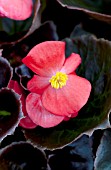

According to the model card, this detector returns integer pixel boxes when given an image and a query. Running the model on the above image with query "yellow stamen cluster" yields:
[49,72,68,89]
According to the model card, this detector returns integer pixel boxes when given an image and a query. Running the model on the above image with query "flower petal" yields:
[19,116,37,129]
[61,53,81,74]
[64,112,78,121]
[26,93,65,128]
[27,75,50,94]
[42,74,91,117]
[22,41,65,77]
[0,0,33,20]
[8,80,37,129]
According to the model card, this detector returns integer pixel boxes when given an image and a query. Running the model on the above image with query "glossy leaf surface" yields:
[94,129,111,170]
[47,135,93,170]
[57,0,111,23]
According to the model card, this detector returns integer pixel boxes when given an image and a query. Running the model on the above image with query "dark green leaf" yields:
[94,129,111,170]
[47,135,93,170]
[90,129,103,157]
[0,17,32,36]
[2,21,58,67]
[57,0,111,23]
[24,0,41,39]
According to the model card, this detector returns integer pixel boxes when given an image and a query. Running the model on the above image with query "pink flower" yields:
[22,41,91,128]
[8,80,37,129]
[0,0,33,20]
[26,93,66,128]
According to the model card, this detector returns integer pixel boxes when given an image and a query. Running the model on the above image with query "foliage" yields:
[0,0,111,169]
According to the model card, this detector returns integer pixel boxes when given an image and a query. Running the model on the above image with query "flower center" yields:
[49,72,68,89]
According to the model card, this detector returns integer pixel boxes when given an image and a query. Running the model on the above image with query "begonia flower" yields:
[0,0,33,20]
[26,93,66,128]
[22,41,91,128]
[8,80,37,129]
